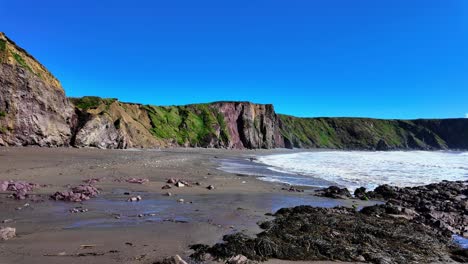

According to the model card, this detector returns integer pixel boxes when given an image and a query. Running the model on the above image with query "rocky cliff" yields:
[69,97,284,149]
[1,32,467,150]
[279,116,468,150]
[0,33,76,147]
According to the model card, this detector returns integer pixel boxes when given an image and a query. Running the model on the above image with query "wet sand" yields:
[0,147,375,264]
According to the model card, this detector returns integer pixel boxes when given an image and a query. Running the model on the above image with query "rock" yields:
[154,255,188,264]
[70,207,88,213]
[177,199,184,203]
[175,182,185,188]
[0,227,16,240]
[125,178,149,184]
[128,196,142,202]
[282,186,304,192]
[376,139,390,151]
[207,185,215,190]
[1,180,38,200]
[164,192,172,196]
[162,184,172,190]
[50,185,99,202]
[365,180,468,236]
[83,178,100,184]
[354,187,368,200]
[228,254,249,264]
[355,255,366,262]
[191,205,454,263]
[315,186,352,199]
[0,43,76,147]
[167,178,177,184]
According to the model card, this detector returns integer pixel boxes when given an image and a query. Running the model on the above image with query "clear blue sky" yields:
[1,0,467,118]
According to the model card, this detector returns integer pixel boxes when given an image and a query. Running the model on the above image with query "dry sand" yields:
[0,147,373,264]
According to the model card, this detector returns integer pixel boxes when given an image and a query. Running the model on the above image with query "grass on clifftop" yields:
[144,104,229,146]
[279,115,448,150]
[71,96,117,111]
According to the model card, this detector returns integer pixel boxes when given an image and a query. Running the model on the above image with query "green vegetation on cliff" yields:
[279,115,450,150]
[68,96,467,150]
[144,104,229,146]
[70,96,117,111]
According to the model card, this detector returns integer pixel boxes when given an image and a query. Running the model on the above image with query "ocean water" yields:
[252,151,468,191]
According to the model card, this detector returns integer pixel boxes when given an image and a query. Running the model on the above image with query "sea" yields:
[220,150,468,191]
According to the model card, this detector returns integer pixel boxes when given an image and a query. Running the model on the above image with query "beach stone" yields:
[128,197,138,202]
[0,227,16,240]
[154,255,188,264]
[228,254,249,264]
[282,186,304,192]
[177,199,184,203]
[207,185,215,190]
[175,182,185,188]
[125,178,149,184]
[162,184,172,190]
[167,178,177,184]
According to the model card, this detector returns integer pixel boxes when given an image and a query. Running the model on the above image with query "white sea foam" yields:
[257,151,468,191]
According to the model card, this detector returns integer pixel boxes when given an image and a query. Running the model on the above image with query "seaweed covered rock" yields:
[366,180,468,237]
[315,186,352,199]
[191,205,458,264]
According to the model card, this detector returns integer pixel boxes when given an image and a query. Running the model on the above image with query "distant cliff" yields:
[1,32,467,150]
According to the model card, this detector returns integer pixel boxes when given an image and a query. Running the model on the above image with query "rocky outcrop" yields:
[190,205,459,263]
[212,102,284,149]
[0,32,75,146]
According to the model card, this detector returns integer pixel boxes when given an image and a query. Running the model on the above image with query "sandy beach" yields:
[0,147,377,264]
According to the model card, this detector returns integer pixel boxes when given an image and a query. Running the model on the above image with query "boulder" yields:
[0,227,16,240]
[315,186,352,199]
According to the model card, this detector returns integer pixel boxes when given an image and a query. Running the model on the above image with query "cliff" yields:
[0,33,76,147]
[279,116,468,150]
[69,97,284,149]
[1,32,467,150]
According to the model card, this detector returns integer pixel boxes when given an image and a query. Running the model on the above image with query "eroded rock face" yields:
[213,102,284,149]
[0,64,75,146]
[73,114,125,149]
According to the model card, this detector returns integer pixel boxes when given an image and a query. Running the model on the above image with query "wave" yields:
[256,151,468,191]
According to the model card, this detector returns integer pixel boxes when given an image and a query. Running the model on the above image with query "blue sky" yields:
[1,0,467,118]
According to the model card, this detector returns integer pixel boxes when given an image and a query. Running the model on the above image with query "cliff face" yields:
[278,116,468,150]
[1,32,467,150]
[69,98,282,149]
[0,33,76,147]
